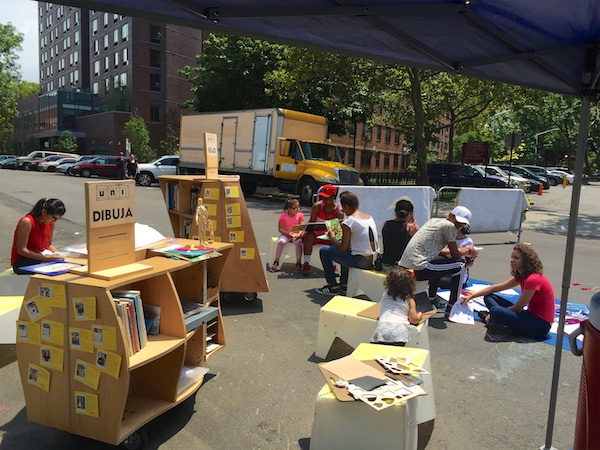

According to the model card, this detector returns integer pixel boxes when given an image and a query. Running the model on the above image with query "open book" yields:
[291,218,343,240]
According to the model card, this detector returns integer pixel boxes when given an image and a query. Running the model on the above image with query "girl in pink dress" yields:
[270,199,305,273]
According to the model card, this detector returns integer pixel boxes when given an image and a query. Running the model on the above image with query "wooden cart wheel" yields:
[243,292,257,302]
[120,428,148,449]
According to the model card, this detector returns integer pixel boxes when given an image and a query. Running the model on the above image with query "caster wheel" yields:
[120,428,148,449]
[243,292,257,302]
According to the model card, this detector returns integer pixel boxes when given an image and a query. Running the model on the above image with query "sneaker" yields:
[430,295,447,309]
[316,284,343,296]
[302,262,310,277]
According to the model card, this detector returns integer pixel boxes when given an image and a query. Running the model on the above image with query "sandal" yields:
[269,261,279,273]
[294,262,302,273]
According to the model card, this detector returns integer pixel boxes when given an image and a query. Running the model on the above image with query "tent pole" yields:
[542,96,591,450]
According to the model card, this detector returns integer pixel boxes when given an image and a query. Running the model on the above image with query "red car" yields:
[71,155,121,178]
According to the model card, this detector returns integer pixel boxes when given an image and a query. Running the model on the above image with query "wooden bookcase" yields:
[15,241,232,446]
[159,175,269,295]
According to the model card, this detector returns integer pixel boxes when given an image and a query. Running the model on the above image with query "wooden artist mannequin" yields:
[194,198,208,244]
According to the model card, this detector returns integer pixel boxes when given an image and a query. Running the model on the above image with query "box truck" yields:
[178,108,361,205]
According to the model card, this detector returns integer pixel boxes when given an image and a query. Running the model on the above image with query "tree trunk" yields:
[408,68,428,185]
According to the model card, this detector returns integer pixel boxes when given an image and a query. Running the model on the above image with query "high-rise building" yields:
[15,2,203,156]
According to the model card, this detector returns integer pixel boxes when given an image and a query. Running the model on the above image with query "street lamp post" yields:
[534,128,559,163]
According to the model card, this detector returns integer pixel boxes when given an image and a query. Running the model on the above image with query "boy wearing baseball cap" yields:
[398,206,478,310]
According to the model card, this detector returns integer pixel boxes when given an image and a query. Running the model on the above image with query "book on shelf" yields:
[112,290,147,351]
[142,304,161,336]
[189,187,200,215]
[114,300,134,356]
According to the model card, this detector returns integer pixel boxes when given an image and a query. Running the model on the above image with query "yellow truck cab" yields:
[178,108,361,205]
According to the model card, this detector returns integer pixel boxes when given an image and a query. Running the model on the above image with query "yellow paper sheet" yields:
[228,230,245,243]
[17,321,41,345]
[74,359,101,390]
[92,325,117,351]
[41,319,65,346]
[204,187,219,200]
[223,185,240,198]
[69,328,94,353]
[225,203,241,216]
[37,283,66,308]
[225,215,241,228]
[40,344,64,372]
[74,391,99,418]
[73,297,97,321]
[207,203,217,216]
[24,298,53,322]
[96,349,122,379]
[240,248,256,260]
[27,363,51,392]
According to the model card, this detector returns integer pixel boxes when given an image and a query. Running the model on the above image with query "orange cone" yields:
[538,184,543,195]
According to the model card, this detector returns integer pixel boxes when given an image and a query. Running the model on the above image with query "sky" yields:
[2,0,40,83]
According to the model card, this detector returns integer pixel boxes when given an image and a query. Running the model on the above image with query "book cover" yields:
[112,290,147,349]
[123,300,140,353]
[116,301,134,356]
[142,304,161,336]
[325,218,343,241]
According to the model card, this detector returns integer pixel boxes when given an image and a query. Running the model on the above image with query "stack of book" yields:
[152,244,221,262]
[112,290,160,356]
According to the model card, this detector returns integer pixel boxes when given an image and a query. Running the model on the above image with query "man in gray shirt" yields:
[399,206,478,309]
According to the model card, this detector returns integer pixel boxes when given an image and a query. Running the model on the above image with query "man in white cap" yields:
[398,206,478,309]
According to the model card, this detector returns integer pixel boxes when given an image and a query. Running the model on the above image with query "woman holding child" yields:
[462,243,555,338]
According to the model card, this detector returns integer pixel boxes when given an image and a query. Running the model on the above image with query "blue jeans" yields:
[319,246,373,285]
[484,294,552,338]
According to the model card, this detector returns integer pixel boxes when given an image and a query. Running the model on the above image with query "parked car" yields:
[427,162,509,189]
[38,156,78,172]
[546,166,588,184]
[56,155,98,175]
[0,155,14,163]
[503,169,544,193]
[519,165,562,186]
[71,155,121,178]
[16,150,78,170]
[478,165,531,192]
[0,156,17,169]
[496,164,550,190]
[547,169,574,184]
[136,155,179,186]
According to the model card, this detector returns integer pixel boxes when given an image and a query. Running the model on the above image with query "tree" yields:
[0,23,24,150]
[56,130,78,154]
[160,124,179,155]
[180,34,282,111]
[123,115,155,162]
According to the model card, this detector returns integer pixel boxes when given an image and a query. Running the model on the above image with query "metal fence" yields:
[361,171,417,186]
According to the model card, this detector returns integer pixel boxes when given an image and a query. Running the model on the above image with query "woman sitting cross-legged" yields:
[462,243,555,338]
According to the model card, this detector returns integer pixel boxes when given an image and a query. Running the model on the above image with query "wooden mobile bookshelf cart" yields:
[15,241,232,448]
[159,174,269,301]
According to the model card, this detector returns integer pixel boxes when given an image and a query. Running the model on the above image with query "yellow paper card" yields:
[27,363,51,392]
[17,321,41,345]
[213,235,222,242]
[92,325,117,351]
[40,344,64,372]
[204,187,219,200]
[41,319,65,346]
[224,185,240,198]
[75,391,99,418]
[240,248,256,260]
[73,297,97,321]
[225,203,241,216]
[225,215,241,228]
[96,349,122,379]
[210,219,218,233]
[69,328,94,353]
[207,204,217,216]
[74,359,101,390]
[37,283,66,308]
[228,230,245,243]
[24,298,53,322]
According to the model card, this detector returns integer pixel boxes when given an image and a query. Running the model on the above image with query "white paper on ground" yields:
[449,300,475,325]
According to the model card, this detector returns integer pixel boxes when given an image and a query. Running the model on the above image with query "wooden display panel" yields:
[159,175,268,294]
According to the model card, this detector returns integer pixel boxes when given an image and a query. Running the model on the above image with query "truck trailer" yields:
[178,108,361,205]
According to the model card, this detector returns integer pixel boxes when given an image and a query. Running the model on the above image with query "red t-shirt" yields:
[516,273,555,323]
[11,214,54,265]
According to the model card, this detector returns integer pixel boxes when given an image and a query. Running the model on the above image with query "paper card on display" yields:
[27,363,51,392]
[37,283,67,308]
[206,204,217,216]
[224,185,240,198]
[69,328,94,353]
[24,298,53,322]
[92,324,117,351]
[228,230,244,243]
[75,391,99,418]
[17,321,41,345]
[225,215,241,228]
[41,320,65,347]
[96,349,122,379]
[40,345,64,372]
[204,188,219,201]
[225,203,241,216]
[240,248,255,260]
[74,359,101,390]
[73,297,97,321]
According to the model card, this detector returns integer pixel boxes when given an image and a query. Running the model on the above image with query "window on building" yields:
[75,11,79,25]
[384,153,390,169]
[394,154,400,169]
[74,30,80,45]
[149,25,161,43]
[92,18,98,35]
[74,50,78,65]
[114,13,119,22]
[385,127,391,144]
[114,75,119,87]
[150,73,161,91]
[122,48,128,65]
[103,35,109,50]
[150,49,161,68]
[376,125,382,142]
[360,150,372,168]
[114,29,119,46]
[122,23,129,41]
[93,82,99,96]
[66,17,70,31]
[69,53,73,66]
[104,56,109,72]
[94,39,99,55]
[74,69,79,83]
[103,12,109,28]
[94,61,100,77]
[150,100,161,122]
[120,73,127,86]
[349,122,356,137]
[362,123,372,141]
[114,52,119,68]
[374,151,380,167]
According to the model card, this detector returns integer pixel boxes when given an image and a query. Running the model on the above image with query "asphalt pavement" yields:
[0,171,599,450]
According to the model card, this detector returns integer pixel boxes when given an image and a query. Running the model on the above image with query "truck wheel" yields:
[137,172,153,186]
[81,169,92,178]
[120,428,148,449]
[243,292,257,302]
[298,178,316,206]
[240,181,257,196]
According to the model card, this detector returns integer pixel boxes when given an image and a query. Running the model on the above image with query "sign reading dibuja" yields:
[87,182,136,229]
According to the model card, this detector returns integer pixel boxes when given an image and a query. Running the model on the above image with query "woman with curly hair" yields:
[370,268,422,346]
[462,243,555,338]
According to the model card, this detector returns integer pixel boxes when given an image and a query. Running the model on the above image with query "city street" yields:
[0,170,599,449]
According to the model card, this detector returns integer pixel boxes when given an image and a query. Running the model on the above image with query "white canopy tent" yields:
[45,1,600,447]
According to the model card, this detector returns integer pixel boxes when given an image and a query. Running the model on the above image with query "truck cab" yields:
[277,139,360,204]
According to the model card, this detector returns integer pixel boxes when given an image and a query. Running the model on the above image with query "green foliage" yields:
[179,34,282,111]
[0,23,24,149]
[105,80,129,112]
[123,115,155,162]
[56,130,78,154]
[160,124,179,155]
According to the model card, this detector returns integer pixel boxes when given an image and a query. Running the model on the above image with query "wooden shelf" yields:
[128,335,184,370]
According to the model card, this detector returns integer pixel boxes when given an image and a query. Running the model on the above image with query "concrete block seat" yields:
[346,267,429,301]
[268,237,341,274]
[310,344,432,450]
[314,295,435,424]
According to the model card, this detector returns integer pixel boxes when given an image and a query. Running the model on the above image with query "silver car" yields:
[478,165,531,192]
